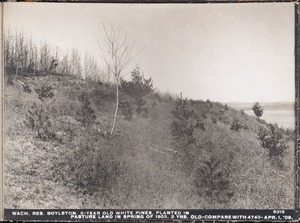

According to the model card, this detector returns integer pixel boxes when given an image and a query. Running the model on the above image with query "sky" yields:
[3,3,295,103]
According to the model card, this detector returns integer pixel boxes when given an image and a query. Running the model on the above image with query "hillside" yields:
[4,73,295,209]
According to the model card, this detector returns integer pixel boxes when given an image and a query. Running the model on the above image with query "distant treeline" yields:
[4,28,110,82]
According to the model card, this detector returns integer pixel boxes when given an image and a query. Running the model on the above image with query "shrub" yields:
[207,99,213,108]
[119,100,133,121]
[211,117,217,123]
[151,101,157,108]
[34,82,54,101]
[67,144,127,197]
[219,109,225,115]
[190,99,197,107]
[24,102,56,141]
[223,118,230,125]
[76,92,96,127]
[252,102,263,119]
[7,75,14,86]
[243,124,249,130]
[22,82,32,93]
[224,104,228,111]
[201,112,207,119]
[66,89,77,101]
[154,93,161,102]
[195,118,205,131]
[97,80,104,86]
[285,128,295,141]
[90,87,115,106]
[257,126,269,148]
[230,119,242,131]
[169,96,172,101]
[141,107,149,118]
[257,124,287,161]
[195,156,234,204]
[135,98,147,115]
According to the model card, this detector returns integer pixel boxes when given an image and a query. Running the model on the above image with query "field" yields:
[4,73,295,209]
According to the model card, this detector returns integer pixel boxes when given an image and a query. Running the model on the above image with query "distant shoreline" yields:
[228,102,295,129]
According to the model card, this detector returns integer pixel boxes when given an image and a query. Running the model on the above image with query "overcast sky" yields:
[4,3,295,103]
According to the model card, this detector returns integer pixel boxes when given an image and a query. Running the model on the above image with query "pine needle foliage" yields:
[120,67,153,115]
[170,97,196,149]
[24,102,56,141]
[119,100,133,121]
[34,82,54,101]
[76,92,96,127]
[195,156,234,204]
[230,119,243,131]
[257,124,287,161]
[252,102,263,119]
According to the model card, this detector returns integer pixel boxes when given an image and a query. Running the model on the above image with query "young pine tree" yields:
[195,156,234,205]
[170,97,196,149]
[76,92,96,127]
[24,102,56,141]
[257,124,287,161]
[120,67,153,115]
[252,102,263,119]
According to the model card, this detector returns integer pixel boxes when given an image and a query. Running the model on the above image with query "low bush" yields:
[135,98,147,115]
[194,156,234,204]
[195,118,205,131]
[119,100,133,121]
[76,92,96,127]
[141,107,149,119]
[219,109,225,116]
[243,124,249,130]
[207,99,213,108]
[22,82,32,93]
[257,124,288,161]
[67,144,127,197]
[190,99,197,107]
[7,75,14,86]
[90,87,115,106]
[63,135,135,206]
[24,102,56,141]
[284,128,295,141]
[230,119,242,131]
[224,104,228,111]
[211,117,217,124]
[34,82,54,101]
[154,93,161,102]
[151,101,157,108]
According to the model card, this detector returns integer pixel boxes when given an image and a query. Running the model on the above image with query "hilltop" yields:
[4,73,295,209]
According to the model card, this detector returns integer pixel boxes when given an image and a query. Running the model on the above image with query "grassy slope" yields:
[4,74,295,209]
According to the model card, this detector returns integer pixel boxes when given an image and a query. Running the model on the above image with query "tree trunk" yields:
[109,79,119,137]
[15,64,19,81]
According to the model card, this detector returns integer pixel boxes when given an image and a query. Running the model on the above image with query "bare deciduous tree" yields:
[83,53,101,81]
[39,41,52,72]
[58,52,70,75]
[70,48,82,77]
[98,24,136,138]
